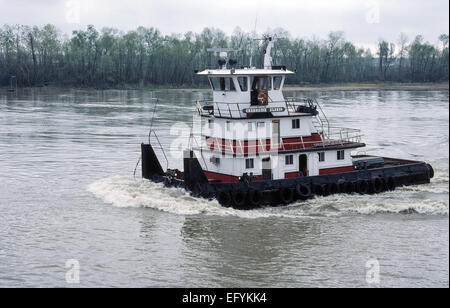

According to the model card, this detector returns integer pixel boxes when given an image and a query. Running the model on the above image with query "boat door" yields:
[262,157,272,180]
[271,120,280,149]
[251,76,269,105]
[299,154,308,176]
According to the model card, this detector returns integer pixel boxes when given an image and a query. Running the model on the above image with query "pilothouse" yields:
[141,36,434,209]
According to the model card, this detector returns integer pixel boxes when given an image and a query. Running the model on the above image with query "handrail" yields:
[149,130,169,171]
[200,128,363,155]
[197,98,325,119]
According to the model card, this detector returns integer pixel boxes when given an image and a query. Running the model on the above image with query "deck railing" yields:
[193,127,362,155]
[196,98,318,119]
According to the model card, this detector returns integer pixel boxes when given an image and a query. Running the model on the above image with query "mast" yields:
[264,37,274,69]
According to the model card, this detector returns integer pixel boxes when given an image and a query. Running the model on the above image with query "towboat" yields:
[141,37,434,209]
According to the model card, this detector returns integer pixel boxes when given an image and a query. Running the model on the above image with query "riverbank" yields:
[284,82,449,92]
[1,82,448,93]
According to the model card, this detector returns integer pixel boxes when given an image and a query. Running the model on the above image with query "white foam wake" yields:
[88,175,449,217]
[87,176,308,219]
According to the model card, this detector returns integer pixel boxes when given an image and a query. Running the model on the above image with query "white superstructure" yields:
[192,38,364,183]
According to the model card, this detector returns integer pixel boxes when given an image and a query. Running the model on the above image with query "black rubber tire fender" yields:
[217,191,231,207]
[296,183,312,200]
[385,177,396,191]
[340,181,354,194]
[356,180,370,194]
[427,164,434,179]
[328,182,339,195]
[313,184,329,196]
[247,189,263,207]
[231,190,247,209]
[280,187,294,204]
[371,177,384,194]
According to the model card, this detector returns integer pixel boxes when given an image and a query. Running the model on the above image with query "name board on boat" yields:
[243,107,285,114]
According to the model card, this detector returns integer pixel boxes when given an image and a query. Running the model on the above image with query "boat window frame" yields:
[237,77,248,92]
[245,158,255,169]
[209,77,237,92]
[273,76,284,90]
[285,155,294,166]
[318,152,325,162]
[337,150,345,160]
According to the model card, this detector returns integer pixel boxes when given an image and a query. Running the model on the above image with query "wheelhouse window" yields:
[273,76,283,90]
[285,155,294,165]
[318,152,325,162]
[337,150,345,160]
[209,77,236,91]
[238,77,248,91]
[251,76,271,91]
[292,119,300,129]
[245,158,254,169]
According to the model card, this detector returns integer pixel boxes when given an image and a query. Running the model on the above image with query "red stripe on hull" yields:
[319,166,355,175]
[284,172,300,179]
[204,171,239,183]
[204,171,263,183]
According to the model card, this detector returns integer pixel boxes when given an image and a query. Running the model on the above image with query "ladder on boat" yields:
[311,98,330,141]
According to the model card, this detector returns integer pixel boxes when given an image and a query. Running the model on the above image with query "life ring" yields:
[231,190,247,209]
[371,177,384,194]
[217,191,231,207]
[356,180,369,194]
[296,183,312,200]
[280,187,294,204]
[248,189,263,207]
[385,177,396,191]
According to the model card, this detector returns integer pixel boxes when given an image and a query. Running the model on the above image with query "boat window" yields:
[238,77,248,91]
[292,119,300,129]
[273,76,283,90]
[337,150,345,160]
[251,76,270,91]
[245,158,254,169]
[208,119,214,129]
[209,77,236,91]
[209,77,220,90]
[248,121,256,132]
[318,152,325,162]
[285,155,294,165]
[257,122,265,128]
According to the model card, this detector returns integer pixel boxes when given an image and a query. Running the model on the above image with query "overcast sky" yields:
[0,0,448,49]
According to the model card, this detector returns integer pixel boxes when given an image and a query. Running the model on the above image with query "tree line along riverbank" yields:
[0,24,448,88]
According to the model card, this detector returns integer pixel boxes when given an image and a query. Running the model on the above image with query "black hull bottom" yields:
[141,144,434,210]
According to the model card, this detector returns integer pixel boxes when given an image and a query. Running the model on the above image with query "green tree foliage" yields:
[0,24,448,87]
